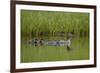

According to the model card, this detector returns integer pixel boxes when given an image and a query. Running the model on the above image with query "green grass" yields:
[21,10,89,37]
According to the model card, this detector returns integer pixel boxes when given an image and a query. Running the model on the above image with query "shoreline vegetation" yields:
[21,10,89,38]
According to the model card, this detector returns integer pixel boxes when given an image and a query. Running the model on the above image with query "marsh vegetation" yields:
[21,10,90,63]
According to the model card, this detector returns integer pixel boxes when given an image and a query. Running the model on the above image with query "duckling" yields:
[39,39,44,46]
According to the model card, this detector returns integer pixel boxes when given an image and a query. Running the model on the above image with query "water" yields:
[21,36,89,63]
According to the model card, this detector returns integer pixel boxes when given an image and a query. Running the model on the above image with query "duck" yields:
[29,39,39,46]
